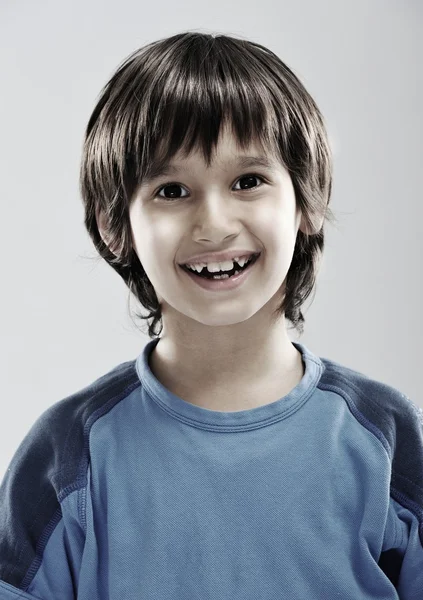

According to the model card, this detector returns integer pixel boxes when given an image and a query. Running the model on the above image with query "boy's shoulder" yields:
[316,349,423,505]
[0,356,143,591]
[317,351,422,428]
[35,357,139,430]
[6,356,141,497]
[315,351,423,472]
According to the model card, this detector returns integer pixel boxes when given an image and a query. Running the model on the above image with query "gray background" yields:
[0,0,421,480]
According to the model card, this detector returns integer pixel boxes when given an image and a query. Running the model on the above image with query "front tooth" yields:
[207,261,234,273]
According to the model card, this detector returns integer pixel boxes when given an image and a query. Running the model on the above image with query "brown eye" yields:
[233,174,264,191]
[156,183,188,200]
[155,173,266,201]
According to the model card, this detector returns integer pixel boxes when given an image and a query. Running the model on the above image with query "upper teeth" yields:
[185,254,254,273]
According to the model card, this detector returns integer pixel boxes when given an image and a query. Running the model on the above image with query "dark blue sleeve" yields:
[0,404,85,599]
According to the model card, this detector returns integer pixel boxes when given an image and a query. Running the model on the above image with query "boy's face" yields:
[128,125,304,332]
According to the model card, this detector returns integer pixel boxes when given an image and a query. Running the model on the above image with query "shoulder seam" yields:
[317,381,392,460]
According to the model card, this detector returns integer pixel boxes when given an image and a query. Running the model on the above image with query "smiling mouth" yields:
[180,252,261,280]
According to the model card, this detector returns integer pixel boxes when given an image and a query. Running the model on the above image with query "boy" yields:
[1,31,422,600]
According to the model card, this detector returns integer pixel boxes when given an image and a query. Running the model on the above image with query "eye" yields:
[233,174,266,192]
[154,173,267,201]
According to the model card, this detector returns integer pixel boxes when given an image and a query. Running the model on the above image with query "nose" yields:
[191,193,242,242]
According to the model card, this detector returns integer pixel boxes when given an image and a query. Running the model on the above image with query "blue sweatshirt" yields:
[0,339,422,599]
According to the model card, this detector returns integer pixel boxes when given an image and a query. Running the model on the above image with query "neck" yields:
[148,316,303,404]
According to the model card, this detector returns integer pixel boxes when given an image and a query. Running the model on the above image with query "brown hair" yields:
[79,31,338,339]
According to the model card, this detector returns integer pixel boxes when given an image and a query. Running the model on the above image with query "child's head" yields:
[79,31,336,340]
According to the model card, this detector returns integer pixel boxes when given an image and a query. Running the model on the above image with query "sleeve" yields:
[393,501,423,599]
[393,397,423,599]
[0,406,86,599]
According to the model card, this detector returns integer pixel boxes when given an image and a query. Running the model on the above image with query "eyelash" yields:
[154,173,268,201]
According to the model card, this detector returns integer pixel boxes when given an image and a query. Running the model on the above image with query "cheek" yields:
[132,221,182,277]
[148,222,181,263]
[250,213,282,249]
[251,208,288,239]
[257,209,297,243]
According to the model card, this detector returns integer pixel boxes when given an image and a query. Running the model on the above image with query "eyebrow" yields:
[141,155,279,185]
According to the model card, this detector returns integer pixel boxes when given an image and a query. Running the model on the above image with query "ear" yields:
[298,212,324,236]
[96,207,120,256]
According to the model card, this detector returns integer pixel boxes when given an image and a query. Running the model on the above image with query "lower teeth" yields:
[211,269,242,280]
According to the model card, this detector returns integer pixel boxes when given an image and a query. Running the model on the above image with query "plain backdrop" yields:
[0,0,421,481]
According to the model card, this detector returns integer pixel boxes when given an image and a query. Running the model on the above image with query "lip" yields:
[179,250,260,266]
[179,252,260,292]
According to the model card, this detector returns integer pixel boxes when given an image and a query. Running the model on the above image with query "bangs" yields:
[89,34,296,201]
